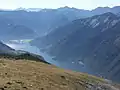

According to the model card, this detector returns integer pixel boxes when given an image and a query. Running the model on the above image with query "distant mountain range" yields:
[16,6,120,15]
[31,12,120,82]
[91,6,120,15]
[0,6,120,39]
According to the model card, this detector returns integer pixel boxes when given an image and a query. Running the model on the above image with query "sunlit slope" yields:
[0,58,119,90]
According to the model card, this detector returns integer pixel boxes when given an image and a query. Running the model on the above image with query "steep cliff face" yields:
[31,13,120,82]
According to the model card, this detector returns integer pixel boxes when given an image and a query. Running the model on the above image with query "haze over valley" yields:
[0,4,120,89]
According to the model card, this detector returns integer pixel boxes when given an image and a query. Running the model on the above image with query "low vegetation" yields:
[0,57,119,90]
[0,53,49,64]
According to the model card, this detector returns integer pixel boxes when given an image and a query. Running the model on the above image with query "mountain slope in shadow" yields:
[31,12,120,82]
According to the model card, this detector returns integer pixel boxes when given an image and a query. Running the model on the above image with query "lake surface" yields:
[4,40,91,73]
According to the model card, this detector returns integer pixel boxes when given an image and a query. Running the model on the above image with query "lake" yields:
[4,39,91,73]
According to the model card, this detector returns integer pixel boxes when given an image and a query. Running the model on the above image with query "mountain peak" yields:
[58,6,74,11]
[61,6,70,9]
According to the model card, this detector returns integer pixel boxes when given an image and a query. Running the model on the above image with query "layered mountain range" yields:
[0,6,120,39]
[31,12,120,82]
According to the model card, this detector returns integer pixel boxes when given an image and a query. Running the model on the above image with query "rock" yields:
[61,75,66,79]
[6,82,12,85]
[0,87,4,90]
[41,88,44,90]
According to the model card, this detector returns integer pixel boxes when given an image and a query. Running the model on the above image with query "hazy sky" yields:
[0,0,120,10]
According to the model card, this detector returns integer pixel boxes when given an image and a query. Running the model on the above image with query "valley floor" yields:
[0,58,119,90]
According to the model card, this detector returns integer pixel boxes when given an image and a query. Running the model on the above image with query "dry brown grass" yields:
[0,58,119,90]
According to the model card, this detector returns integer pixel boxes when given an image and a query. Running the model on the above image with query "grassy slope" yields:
[0,58,119,90]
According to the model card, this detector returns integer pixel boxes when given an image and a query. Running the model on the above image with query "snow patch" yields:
[90,19,100,28]
[89,18,100,28]
[111,20,119,26]
[104,16,109,23]
[72,62,75,64]
[82,19,90,25]
[78,61,84,66]
[101,19,119,32]
[101,27,109,32]
[93,22,100,28]
[90,19,98,26]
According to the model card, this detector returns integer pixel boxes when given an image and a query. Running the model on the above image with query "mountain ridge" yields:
[31,12,120,82]
[0,6,120,37]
